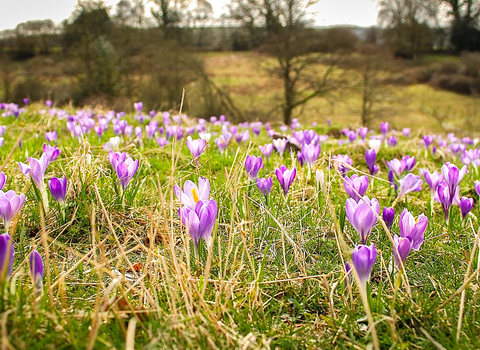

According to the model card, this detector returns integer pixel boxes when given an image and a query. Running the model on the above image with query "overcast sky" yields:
[0,0,379,31]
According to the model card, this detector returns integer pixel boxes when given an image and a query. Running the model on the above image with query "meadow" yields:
[0,99,479,349]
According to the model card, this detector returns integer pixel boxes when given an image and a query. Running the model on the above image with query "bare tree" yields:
[441,0,480,51]
[151,0,191,39]
[229,0,337,125]
[378,0,436,59]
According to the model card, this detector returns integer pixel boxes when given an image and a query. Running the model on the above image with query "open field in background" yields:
[202,51,480,134]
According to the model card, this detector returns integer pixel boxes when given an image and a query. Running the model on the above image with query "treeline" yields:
[1,0,480,124]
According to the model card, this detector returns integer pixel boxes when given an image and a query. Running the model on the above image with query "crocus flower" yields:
[23,98,29,105]
[0,172,5,191]
[346,196,380,244]
[316,169,325,189]
[332,154,353,177]
[256,177,273,197]
[352,244,376,291]
[388,170,397,191]
[174,177,210,210]
[402,128,411,137]
[436,181,455,221]
[397,174,423,199]
[276,165,296,196]
[187,136,206,163]
[43,144,60,163]
[386,158,404,177]
[0,190,25,233]
[383,207,395,229]
[245,155,263,180]
[343,174,369,202]
[297,152,304,166]
[393,235,412,269]
[215,135,229,153]
[348,130,357,142]
[365,149,379,175]
[19,154,49,192]
[302,143,321,168]
[358,127,368,140]
[423,135,434,148]
[134,102,143,113]
[0,234,14,282]
[45,100,52,108]
[29,250,44,290]
[259,144,274,159]
[441,162,468,199]
[387,136,397,147]
[402,156,416,172]
[368,139,381,153]
[179,199,217,248]
[156,137,168,147]
[424,170,443,196]
[460,197,474,219]
[380,122,389,135]
[273,138,288,156]
[113,156,139,190]
[399,208,427,250]
[45,131,57,143]
[0,126,5,137]
[475,180,480,197]
[48,177,67,205]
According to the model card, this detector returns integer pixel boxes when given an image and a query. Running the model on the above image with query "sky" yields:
[0,0,379,31]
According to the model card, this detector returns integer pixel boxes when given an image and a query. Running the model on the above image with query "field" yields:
[0,99,479,349]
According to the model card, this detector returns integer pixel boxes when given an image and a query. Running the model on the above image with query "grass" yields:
[0,102,479,348]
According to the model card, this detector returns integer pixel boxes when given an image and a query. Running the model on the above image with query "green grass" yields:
[0,103,480,349]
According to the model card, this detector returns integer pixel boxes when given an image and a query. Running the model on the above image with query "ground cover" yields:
[0,102,479,349]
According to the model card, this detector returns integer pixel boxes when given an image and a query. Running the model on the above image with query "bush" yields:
[461,52,480,77]
[429,73,480,95]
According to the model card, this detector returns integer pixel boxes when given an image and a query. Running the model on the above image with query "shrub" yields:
[429,73,480,95]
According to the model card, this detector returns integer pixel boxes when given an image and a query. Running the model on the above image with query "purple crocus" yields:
[345,196,380,244]
[134,102,143,114]
[174,177,210,210]
[0,234,14,282]
[45,100,52,108]
[276,165,296,196]
[215,135,229,153]
[0,172,5,191]
[365,149,379,175]
[156,137,168,147]
[302,143,321,168]
[0,190,25,233]
[393,235,412,269]
[424,170,444,196]
[475,180,480,197]
[387,136,397,147]
[297,152,304,166]
[245,155,263,180]
[380,122,389,136]
[441,162,468,199]
[402,156,416,172]
[352,244,376,291]
[398,174,423,199]
[358,127,368,140]
[256,177,273,197]
[423,135,434,148]
[187,136,206,163]
[111,155,139,190]
[48,177,67,205]
[43,144,61,163]
[343,174,369,202]
[386,158,404,177]
[332,154,353,177]
[436,181,455,222]
[460,197,474,219]
[273,138,288,156]
[179,199,218,248]
[399,208,427,250]
[19,154,49,192]
[45,131,57,143]
[402,128,411,137]
[382,206,395,229]
[388,170,398,191]
[259,144,274,159]
[29,250,44,290]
